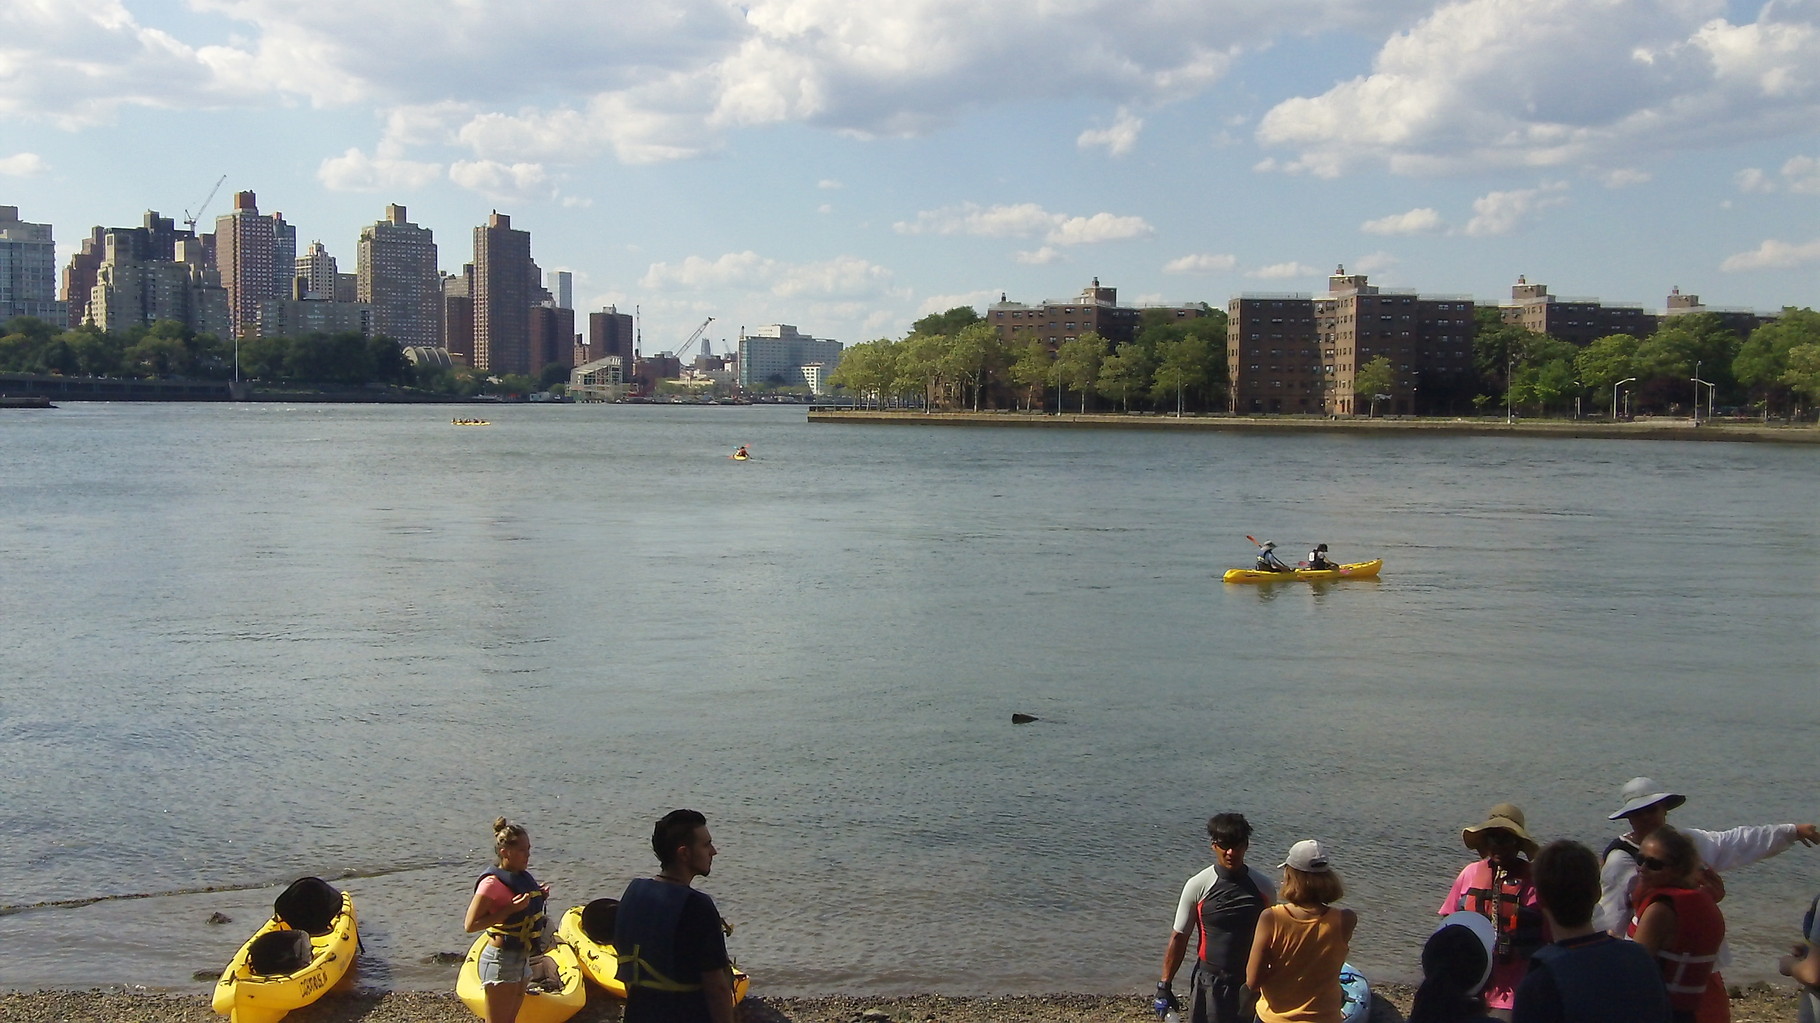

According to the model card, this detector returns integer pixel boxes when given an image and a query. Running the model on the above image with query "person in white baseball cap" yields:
[1247,840,1355,1023]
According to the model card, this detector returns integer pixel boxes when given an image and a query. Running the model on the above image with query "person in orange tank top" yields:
[1246,839,1358,1023]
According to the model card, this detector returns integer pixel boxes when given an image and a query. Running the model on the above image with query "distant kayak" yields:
[1222,559,1382,584]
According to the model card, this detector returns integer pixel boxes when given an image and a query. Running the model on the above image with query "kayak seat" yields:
[274,876,341,935]
[248,928,313,975]
[580,898,620,944]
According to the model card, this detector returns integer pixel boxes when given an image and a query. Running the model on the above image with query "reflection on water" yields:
[0,404,1815,994]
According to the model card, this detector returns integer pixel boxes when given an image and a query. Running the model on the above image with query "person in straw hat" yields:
[1440,803,1549,1020]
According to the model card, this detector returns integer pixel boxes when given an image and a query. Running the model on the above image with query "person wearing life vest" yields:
[1157,813,1277,1023]
[1308,544,1334,570]
[1442,803,1549,1019]
[1512,840,1670,1023]
[1255,542,1290,573]
[1629,826,1725,1023]
[615,809,735,1023]
[462,817,552,1023]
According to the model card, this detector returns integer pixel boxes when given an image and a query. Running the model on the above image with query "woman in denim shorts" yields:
[463,818,550,1023]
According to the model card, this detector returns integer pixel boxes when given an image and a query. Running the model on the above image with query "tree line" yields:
[826,304,1820,418]
[829,306,1233,414]
[0,316,571,397]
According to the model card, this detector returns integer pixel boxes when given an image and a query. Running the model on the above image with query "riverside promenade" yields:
[806,409,1820,445]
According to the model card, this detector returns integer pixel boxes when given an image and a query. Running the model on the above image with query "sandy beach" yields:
[0,983,1801,1023]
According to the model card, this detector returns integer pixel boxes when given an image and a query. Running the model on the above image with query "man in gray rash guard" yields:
[1157,813,1277,1023]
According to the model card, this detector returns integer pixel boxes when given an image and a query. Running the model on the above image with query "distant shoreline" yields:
[806,409,1820,445]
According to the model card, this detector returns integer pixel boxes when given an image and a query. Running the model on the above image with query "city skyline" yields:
[3,0,1816,353]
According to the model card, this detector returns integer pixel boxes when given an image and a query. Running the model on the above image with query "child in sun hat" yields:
[1441,803,1548,1018]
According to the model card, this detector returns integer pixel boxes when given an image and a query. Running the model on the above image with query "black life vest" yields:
[478,867,547,950]
[615,877,705,994]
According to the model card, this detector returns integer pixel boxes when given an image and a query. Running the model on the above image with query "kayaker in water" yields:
[1255,541,1290,573]
[734,445,749,459]
[1308,543,1334,570]
[464,817,552,1023]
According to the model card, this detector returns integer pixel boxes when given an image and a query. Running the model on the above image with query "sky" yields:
[3,0,1817,354]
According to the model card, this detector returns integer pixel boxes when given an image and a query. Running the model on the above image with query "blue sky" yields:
[3,0,1816,353]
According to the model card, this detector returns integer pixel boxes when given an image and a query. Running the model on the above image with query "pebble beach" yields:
[0,984,1800,1023]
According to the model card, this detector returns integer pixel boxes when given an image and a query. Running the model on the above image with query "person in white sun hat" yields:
[1595,777,1819,1023]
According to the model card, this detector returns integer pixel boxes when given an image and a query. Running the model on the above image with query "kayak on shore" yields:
[1222,559,1383,584]
[211,877,358,1023]
[455,933,584,1023]
[556,899,750,1003]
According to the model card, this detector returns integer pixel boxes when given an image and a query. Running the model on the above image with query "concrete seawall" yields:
[806,409,1820,445]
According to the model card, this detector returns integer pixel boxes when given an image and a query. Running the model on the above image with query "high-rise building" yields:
[1228,268,1476,415]
[88,228,229,337]
[0,205,67,324]
[214,191,280,338]
[63,227,107,327]
[295,240,338,300]
[472,212,535,375]
[737,324,844,393]
[552,270,573,310]
[442,268,475,364]
[530,302,576,374]
[986,278,1206,348]
[588,306,635,362]
[358,204,441,348]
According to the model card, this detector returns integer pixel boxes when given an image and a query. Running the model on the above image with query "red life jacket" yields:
[1459,860,1545,962]
[1630,886,1724,1012]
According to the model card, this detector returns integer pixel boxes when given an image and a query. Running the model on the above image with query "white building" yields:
[737,324,842,393]
[0,206,67,324]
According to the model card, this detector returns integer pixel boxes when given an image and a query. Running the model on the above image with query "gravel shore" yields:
[0,983,1801,1023]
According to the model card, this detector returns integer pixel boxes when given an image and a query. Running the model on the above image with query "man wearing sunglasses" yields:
[1157,813,1276,1023]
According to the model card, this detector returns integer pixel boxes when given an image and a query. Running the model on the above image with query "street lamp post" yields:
[1505,352,1514,425]
[1693,361,1702,423]
[1613,377,1636,421]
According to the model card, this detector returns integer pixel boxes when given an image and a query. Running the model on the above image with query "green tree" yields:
[123,334,193,378]
[535,360,570,391]
[911,306,982,338]
[1780,343,1820,414]
[1735,308,1820,415]
[829,339,900,408]
[1151,334,1216,415]
[943,322,1006,410]
[1097,341,1154,412]
[1056,332,1108,412]
[1005,333,1053,411]
[1354,355,1395,416]
[891,332,947,410]
[1574,333,1640,413]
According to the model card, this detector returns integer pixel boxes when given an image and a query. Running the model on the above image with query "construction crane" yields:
[669,317,715,360]
[183,174,227,234]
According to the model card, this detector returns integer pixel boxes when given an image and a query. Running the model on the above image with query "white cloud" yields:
[895,202,1152,246]
[317,148,442,192]
[0,153,47,177]
[1736,167,1775,192]
[1598,168,1652,188]
[1256,0,1820,177]
[817,179,843,189]
[1247,262,1321,279]
[1163,253,1239,274]
[640,250,896,299]
[448,160,556,203]
[1351,251,1400,274]
[1464,183,1569,236]
[1016,247,1064,265]
[1720,237,1820,271]
[1360,207,1443,235]
[1077,108,1144,156]
[1780,154,1820,194]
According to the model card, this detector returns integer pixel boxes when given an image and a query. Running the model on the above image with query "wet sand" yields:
[1,983,1801,1023]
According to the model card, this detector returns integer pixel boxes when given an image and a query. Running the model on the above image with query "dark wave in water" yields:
[0,859,464,917]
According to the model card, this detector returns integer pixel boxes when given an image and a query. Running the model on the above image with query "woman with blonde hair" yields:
[463,818,551,1023]
[1246,839,1357,1023]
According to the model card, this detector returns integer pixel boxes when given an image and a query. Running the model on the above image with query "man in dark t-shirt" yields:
[616,810,734,1023]
[1512,839,1669,1023]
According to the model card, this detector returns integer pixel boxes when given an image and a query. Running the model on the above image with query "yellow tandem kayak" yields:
[456,933,586,1023]
[211,879,358,1023]
[555,900,751,1003]
[1222,559,1383,584]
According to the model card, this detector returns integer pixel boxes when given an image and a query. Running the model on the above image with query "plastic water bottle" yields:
[1163,1012,1181,1023]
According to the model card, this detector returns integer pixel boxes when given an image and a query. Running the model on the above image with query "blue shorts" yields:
[477,942,529,986]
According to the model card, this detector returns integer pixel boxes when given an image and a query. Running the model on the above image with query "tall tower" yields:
[553,270,573,310]
[473,212,533,374]
[295,240,338,299]
[0,206,67,324]
[357,204,441,348]
[214,191,278,338]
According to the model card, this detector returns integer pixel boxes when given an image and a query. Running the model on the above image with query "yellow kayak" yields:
[555,900,750,1003]
[1222,559,1383,584]
[211,880,358,1023]
[456,933,586,1023]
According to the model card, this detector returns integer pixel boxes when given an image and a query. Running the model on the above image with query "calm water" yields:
[1,404,1815,995]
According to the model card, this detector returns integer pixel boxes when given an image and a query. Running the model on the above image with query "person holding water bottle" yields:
[1157,813,1276,1023]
